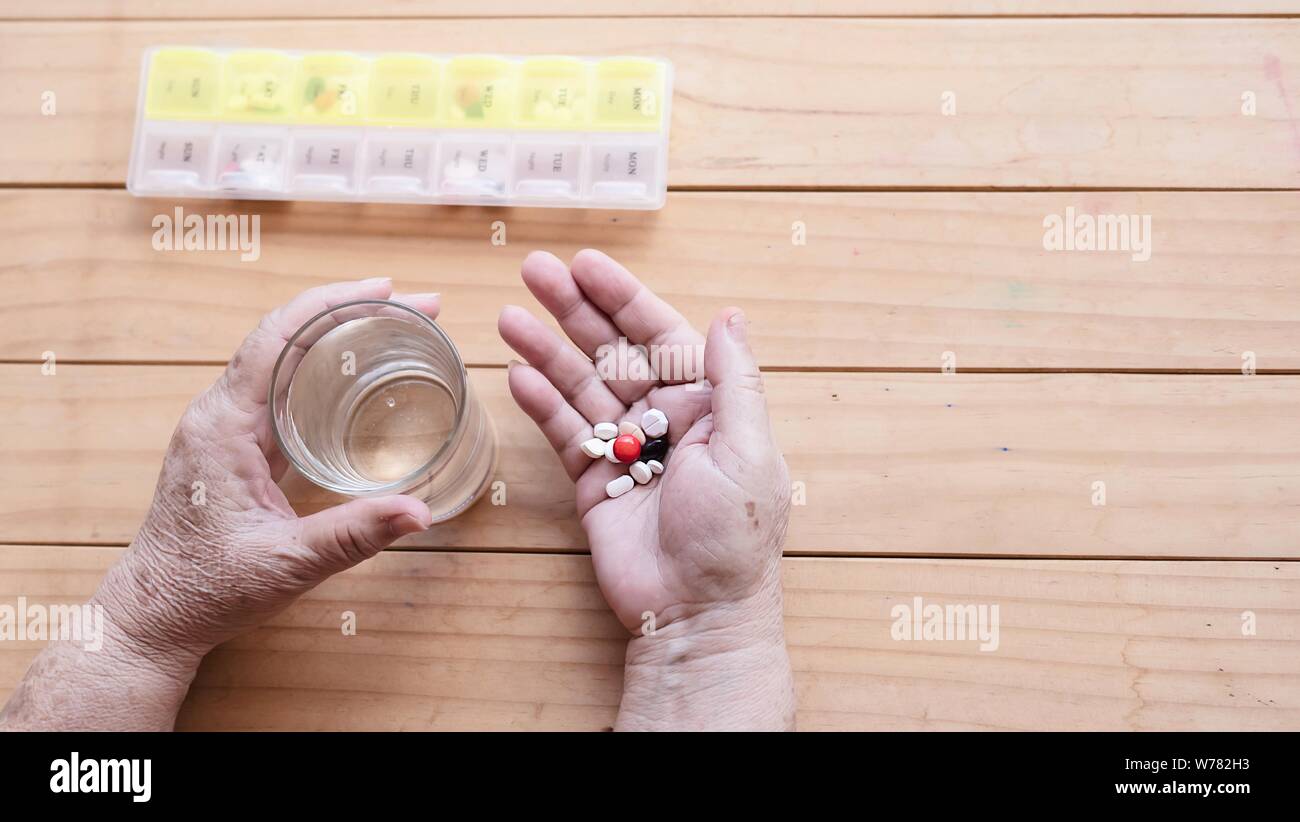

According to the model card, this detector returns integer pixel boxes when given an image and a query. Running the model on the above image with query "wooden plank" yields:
[2,364,1297,557]
[1,545,1295,730]
[9,1,1297,19]
[2,190,1298,371]
[2,19,1299,187]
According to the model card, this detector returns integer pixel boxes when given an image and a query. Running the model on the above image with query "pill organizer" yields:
[127,47,673,209]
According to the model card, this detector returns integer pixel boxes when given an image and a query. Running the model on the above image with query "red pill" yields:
[611,434,641,463]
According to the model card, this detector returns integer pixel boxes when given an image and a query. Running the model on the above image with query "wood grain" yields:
[2,190,1298,370]
[1,545,1295,730]
[10,1,1299,19]
[2,364,1297,557]
[3,19,1299,187]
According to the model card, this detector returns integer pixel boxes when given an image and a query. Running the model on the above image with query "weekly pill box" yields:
[127,47,673,209]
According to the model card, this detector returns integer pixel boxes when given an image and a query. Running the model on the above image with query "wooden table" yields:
[1,2,1298,731]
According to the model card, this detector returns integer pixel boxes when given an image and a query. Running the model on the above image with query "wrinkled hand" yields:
[499,250,795,729]
[2,279,437,730]
[102,279,439,659]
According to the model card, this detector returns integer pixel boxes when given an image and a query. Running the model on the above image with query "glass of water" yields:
[270,299,497,523]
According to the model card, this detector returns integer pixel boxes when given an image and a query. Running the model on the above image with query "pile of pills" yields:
[582,408,670,498]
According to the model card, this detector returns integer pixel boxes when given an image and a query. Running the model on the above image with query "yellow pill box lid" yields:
[145,48,222,119]
[441,56,517,128]
[221,50,296,123]
[517,57,591,129]
[294,52,369,125]
[593,58,665,130]
[140,48,670,131]
[369,54,441,126]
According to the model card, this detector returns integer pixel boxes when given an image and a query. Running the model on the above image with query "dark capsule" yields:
[640,437,668,463]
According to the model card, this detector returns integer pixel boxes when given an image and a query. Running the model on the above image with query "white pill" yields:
[580,438,606,459]
[605,474,634,498]
[604,439,622,463]
[641,408,669,438]
[630,461,652,484]
[619,420,646,444]
[646,459,663,475]
[594,422,619,440]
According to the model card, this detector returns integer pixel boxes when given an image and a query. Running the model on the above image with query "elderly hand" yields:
[498,250,796,730]
[0,279,438,731]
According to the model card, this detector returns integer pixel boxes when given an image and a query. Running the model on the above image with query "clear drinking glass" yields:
[270,299,497,522]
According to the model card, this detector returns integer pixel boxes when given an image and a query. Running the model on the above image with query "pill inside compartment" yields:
[516,57,590,128]
[294,52,369,126]
[513,140,583,200]
[289,130,362,194]
[438,137,511,199]
[587,143,658,203]
[214,129,288,193]
[222,50,296,122]
[442,56,516,127]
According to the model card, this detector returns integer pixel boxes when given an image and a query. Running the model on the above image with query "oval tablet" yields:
[605,474,634,498]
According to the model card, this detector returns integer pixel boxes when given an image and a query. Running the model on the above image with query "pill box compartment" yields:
[294,53,368,126]
[363,131,437,197]
[221,50,295,123]
[513,138,583,200]
[131,122,217,193]
[594,59,665,129]
[144,48,221,121]
[213,127,288,194]
[587,140,661,205]
[438,135,511,200]
[443,56,516,128]
[517,57,590,129]
[370,56,441,126]
[289,129,363,194]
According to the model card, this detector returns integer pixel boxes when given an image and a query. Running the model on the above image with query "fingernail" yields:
[726,309,748,342]
[390,514,423,538]
[362,276,391,287]
[397,504,433,534]
[507,358,522,372]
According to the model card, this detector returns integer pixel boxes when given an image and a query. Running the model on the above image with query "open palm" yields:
[498,250,790,633]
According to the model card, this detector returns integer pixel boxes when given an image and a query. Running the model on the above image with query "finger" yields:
[520,250,621,359]
[498,304,625,424]
[391,291,441,320]
[704,308,774,467]
[569,249,706,386]
[520,250,660,406]
[506,361,598,482]
[219,277,396,417]
[298,495,432,574]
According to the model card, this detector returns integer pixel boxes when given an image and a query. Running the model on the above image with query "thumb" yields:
[704,307,774,466]
[298,495,432,573]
